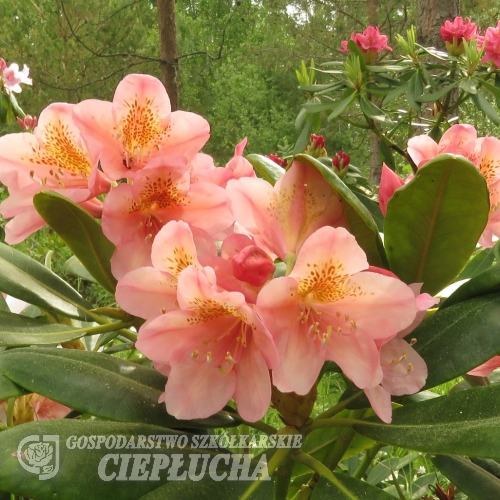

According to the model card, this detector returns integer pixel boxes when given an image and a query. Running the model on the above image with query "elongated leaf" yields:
[441,263,500,308]
[327,92,356,121]
[295,154,387,267]
[0,419,266,500]
[34,192,117,294]
[294,117,313,154]
[384,154,489,294]
[470,457,500,479]
[407,72,423,113]
[457,249,495,281]
[311,474,396,499]
[0,311,89,346]
[472,92,500,125]
[0,243,92,320]
[246,154,285,185]
[366,453,420,485]
[302,101,338,113]
[432,455,500,500]
[0,372,28,399]
[415,81,459,102]
[360,97,395,125]
[0,348,236,429]
[353,384,500,459]
[411,293,500,389]
[63,255,96,282]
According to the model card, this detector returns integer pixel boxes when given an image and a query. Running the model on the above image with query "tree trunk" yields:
[157,0,179,111]
[416,0,459,49]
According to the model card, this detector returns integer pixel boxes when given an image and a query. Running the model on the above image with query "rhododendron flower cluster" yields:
[340,26,392,63]
[0,58,32,94]
[481,21,500,68]
[440,17,478,56]
[0,73,434,425]
[379,124,500,247]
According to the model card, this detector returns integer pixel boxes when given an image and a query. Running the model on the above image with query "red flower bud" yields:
[332,151,350,175]
[266,154,287,168]
[232,245,275,287]
[17,115,37,131]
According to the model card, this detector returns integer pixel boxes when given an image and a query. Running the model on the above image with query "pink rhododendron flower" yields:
[73,74,210,180]
[136,265,279,422]
[0,103,110,243]
[440,17,478,56]
[1,62,32,93]
[102,158,232,278]
[227,159,344,261]
[468,356,500,376]
[340,26,392,62]
[403,124,500,247]
[378,164,405,216]
[257,226,418,400]
[365,338,428,423]
[31,394,72,421]
[231,245,276,287]
[481,21,500,68]
[116,220,216,320]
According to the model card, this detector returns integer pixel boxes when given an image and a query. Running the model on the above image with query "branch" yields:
[59,0,164,63]
[37,60,154,91]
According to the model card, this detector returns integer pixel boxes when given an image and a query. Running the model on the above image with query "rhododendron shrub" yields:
[1,48,500,500]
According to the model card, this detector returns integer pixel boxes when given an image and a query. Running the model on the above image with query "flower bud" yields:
[232,245,275,287]
[305,134,327,157]
[0,59,6,71]
[17,115,38,131]
[266,154,287,168]
[332,151,350,177]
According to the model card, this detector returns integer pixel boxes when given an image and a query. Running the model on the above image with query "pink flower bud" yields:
[0,59,6,71]
[17,115,37,131]
[305,134,327,157]
[232,245,275,287]
[332,151,350,176]
[266,154,287,168]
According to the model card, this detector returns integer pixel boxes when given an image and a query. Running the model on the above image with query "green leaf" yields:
[366,453,420,485]
[34,192,117,294]
[295,154,387,267]
[440,263,500,309]
[415,81,459,102]
[384,154,490,294]
[432,455,500,500]
[0,348,237,429]
[457,249,495,281]
[472,92,500,126]
[353,384,500,459]
[359,97,395,125]
[0,293,8,312]
[470,457,500,479]
[351,191,384,232]
[302,101,338,113]
[294,117,314,154]
[460,78,478,94]
[63,255,97,282]
[0,243,92,320]
[311,474,396,499]
[407,73,423,113]
[0,372,28,399]
[0,310,89,346]
[326,92,356,121]
[411,293,500,390]
[0,420,267,500]
[246,154,285,185]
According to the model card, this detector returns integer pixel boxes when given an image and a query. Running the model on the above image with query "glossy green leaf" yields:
[366,453,419,485]
[351,191,384,232]
[0,243,92,320]
[0,311,89,346]
[471,457,500,479]
[412,294,500,389]
[432,455,500,500]
[353,384,500,459]
[0,348,237,429]
[0,372,28,399]
[457,248,495,281]
[294,117,314,154]
[415,81,458,102]
[0,419,264,500]
[0,293,8,312]
[407,72,423,113]
[384,154,489,294]
[295,154,387,267]
[326,92,356,121]
[301,101,338,113]
[34,191,117,294]
[360,97,395,125]
[472,92,500,125]
[63,255,97,282]
[460,77,478,94]
[441,263,500,309]
[311,474,396,499]
[246,154,285,185]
